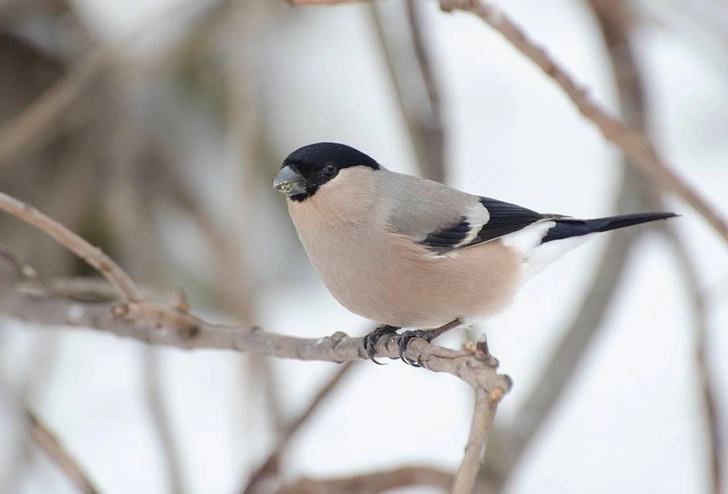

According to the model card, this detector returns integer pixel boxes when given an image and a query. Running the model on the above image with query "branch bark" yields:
[0,284,509,393]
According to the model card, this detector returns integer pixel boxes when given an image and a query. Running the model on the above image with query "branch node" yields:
[112,302,200,339]
[111,303,129,319]
[489,386,506,404]
[327,331,349,349]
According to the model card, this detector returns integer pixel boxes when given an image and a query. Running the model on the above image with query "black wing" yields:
[419,218,472,253]
[469,197,546,244]
[418,197,548,255]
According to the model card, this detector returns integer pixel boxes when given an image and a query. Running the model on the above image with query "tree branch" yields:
[273,465,454,493]
[26,410,99,494]
[0,284,510,393]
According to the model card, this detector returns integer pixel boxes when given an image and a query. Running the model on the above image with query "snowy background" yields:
[1,0,727,493]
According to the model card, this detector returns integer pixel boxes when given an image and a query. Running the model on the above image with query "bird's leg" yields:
[398,318,463,367]
[363,325,400,364]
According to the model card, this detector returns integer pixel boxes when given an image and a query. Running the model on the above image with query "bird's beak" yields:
[273,166,307,197]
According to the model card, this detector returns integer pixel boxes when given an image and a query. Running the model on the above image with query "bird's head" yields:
[274,142,380,202]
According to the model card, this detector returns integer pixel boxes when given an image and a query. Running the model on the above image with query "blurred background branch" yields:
[26,410,99,494]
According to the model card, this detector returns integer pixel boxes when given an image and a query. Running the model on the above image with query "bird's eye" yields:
[321,163,337,177]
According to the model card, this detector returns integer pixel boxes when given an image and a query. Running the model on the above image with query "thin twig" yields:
[0,192,143,302]
[274,465,454,493]
[663,222,723,494]
[452,388,501,494]
[26,410,99,494]
[405,0,447,182]
[243,362,357,494]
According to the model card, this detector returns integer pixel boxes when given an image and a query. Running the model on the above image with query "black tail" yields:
[542,212,677,243]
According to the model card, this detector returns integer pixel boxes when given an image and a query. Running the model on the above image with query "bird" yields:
[273,142,676,365]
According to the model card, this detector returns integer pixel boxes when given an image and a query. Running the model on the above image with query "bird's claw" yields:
[398,329,434,367]
[363,325,399,364]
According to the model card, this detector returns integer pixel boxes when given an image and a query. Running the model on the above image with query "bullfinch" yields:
[274,142,675,365]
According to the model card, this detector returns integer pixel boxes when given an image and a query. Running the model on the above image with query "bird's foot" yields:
[398,318,464,367]
[363,325,400,364]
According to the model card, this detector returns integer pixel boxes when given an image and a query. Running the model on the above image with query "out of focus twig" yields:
[369,1,447,181]
[0,192,143,301]
[274,465,454,493]
[0,245,37,279]
[26,410,99,494]
[405,0,447,182]
[243,362,357,494]
[663,223,723,494]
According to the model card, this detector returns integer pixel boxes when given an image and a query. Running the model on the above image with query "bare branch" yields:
[274,465,454,494]
[243,362,357,493]
[26,410,99,494]
[0,192,143,302]
[453,387,502,494]
[0,284,510,393]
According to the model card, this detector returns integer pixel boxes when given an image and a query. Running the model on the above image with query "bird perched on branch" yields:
[274,142,675,365]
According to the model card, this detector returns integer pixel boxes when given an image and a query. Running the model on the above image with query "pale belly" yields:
[295,220,522,328]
